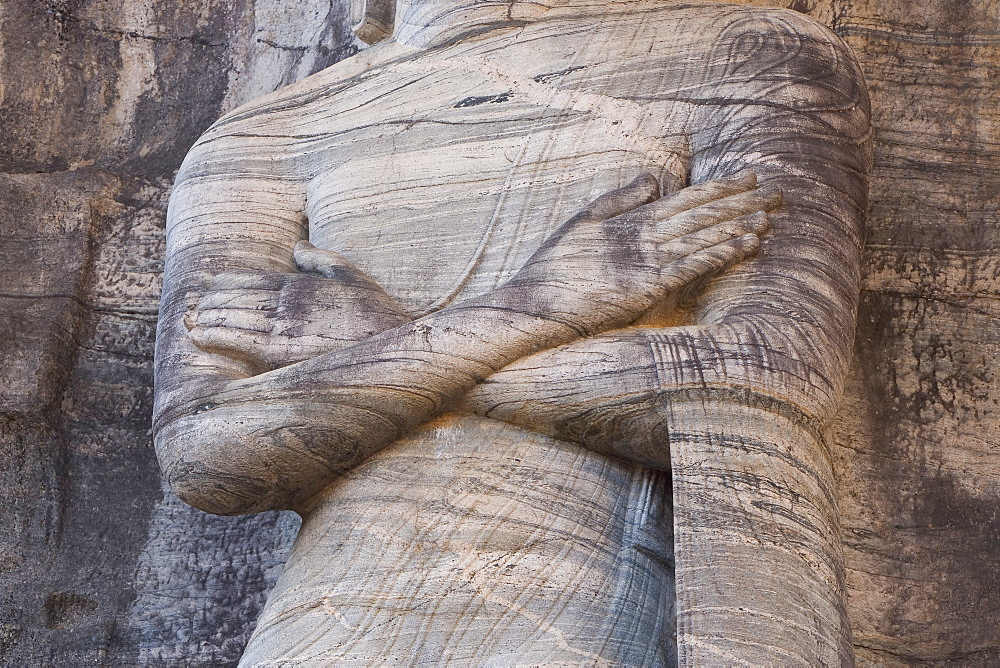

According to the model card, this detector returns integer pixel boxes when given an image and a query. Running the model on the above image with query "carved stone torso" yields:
[157,2,870,664]
[301,31,690,314]
[235,9,695,664]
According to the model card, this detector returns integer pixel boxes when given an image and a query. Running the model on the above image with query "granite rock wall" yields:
[0,1,354,663]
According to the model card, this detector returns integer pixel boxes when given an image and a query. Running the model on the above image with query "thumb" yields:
[293,240,359,278]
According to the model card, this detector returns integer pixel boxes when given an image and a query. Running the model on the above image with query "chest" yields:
[302,35,691,315]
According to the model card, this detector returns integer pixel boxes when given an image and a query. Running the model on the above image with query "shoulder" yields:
[701,5,860,77]
[637,3,851,56]
[689,5,861,81]
[636,4,868,111]
[174,100,294,187]
[540,3,865,107]
[175,45,396,185]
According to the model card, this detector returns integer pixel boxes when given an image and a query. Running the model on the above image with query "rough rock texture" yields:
[828,2,1000,664]
[0,0,997,666]
[0,1,353,664]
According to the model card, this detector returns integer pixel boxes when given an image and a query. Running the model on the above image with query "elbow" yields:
[653,317,852,423]
[154,414,293,516]
[163,459,274,516]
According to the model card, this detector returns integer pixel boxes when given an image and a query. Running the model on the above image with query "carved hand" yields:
[184,241,410,371]
[502,170,779,336]
[462,173,782,459]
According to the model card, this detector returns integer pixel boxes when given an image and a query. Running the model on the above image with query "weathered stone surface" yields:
[0,0,352,664]
[0,0,998,665]
[826,1,1000,663]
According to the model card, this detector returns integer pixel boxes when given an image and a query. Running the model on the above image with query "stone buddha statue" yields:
[153,0,870,664]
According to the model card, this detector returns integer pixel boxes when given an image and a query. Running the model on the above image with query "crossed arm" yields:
[154,165,775,515]
[464,13,872,466]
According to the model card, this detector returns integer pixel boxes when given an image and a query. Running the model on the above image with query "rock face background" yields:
[0,0,995,665]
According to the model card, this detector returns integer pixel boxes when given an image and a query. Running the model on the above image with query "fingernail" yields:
[737,233,762,250]
[725,169,757,184]
[757,184,783,202]
[628,172,660,193]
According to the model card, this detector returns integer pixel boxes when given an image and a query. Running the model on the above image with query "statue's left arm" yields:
[463,10,872,468]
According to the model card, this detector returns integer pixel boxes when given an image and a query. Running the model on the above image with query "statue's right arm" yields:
[154,129,771,516]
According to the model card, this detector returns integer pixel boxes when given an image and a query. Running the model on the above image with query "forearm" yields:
[463,311,849,470]
[155,282,592,514]
[153,175,622,514]
[155,171,772,513]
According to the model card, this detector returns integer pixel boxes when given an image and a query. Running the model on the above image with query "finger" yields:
[188,325,273,360]
[294,241,360,278]
[294,240,395,292]
[196,289,279,312]
[581,172,661,222]
[639,169,758,221]
[644,172,778,226]
[653,185,781,239]
[539,173,661,249]
[660,211,769,259]
[189,307,275,333]
[659,233,762,292]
